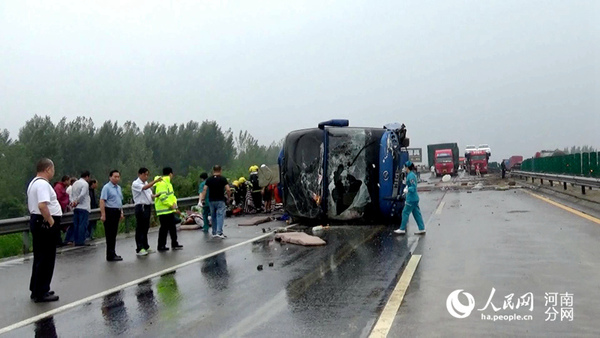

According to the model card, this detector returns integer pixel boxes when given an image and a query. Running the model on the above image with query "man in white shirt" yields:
[131,167,161,256]
[68,171,91,246]
[27,158,62,303]
[65,177,76,203]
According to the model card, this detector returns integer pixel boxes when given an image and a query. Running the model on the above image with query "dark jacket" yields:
[89,187,98,209]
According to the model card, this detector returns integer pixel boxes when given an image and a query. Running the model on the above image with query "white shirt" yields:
[71,178,91,211]
[132,178,153,205]
[27,177,63,216]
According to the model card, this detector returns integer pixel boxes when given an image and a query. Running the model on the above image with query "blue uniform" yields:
[399,171,425,231]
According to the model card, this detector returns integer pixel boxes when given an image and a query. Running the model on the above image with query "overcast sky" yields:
[1,0,598,161]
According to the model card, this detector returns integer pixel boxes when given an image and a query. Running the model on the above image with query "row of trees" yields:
[562,146,598,154]
[0,115,282,219]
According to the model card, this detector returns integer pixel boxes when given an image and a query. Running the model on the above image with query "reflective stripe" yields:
[154,178,177,215]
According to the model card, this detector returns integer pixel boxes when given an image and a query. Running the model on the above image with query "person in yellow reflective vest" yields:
[154,167,183,251]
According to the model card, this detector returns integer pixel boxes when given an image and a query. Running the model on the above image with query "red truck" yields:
[466,150,489,175]
[434,149,455,176]
[507,156,523,170]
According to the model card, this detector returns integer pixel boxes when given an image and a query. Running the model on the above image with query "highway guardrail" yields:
[0,196,199,254]
[511,170,600,195]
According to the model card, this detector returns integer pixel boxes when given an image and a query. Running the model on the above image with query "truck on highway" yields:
[433,149,455,176]
[507,155,523,170]
[427,143,459,176]
[465,150,489,175]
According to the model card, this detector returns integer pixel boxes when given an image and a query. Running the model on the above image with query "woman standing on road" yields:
[394,161,426,235]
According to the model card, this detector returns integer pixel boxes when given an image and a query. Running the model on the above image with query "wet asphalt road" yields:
[0,216,288,330]
[3,188,600,337]
[389,189,600,337]
[5,225,421,338]
[0,192,441,337]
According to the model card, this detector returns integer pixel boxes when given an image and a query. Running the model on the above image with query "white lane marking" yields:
[377,191,444,336]
[0,225,297,335]
[369,255,422,338]
[435,201,445,215]
[0,258,26,269]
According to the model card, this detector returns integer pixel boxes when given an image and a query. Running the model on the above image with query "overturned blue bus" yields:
[278,120,410,223]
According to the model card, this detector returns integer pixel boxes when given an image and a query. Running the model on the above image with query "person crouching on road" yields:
[394,161,426,235]
[200,165,232,239]
[154,167,183,251]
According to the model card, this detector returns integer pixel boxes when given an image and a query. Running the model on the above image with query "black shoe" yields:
[172,244,183,250]
[33,294,59,303]
[107,255,123,262]
[157,247,170,251]
[30,291,55,299]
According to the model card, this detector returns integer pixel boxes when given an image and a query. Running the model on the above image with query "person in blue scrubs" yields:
[394,161,426,235]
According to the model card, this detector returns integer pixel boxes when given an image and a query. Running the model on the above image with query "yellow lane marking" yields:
[525,191,600,225]
[435,201,445,215]
[369,254,422,338]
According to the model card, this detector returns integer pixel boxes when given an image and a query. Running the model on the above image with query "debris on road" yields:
[268,262,274,267]
[238,216,274,226]
[257,265,263,271]
[275,232,326,246]
[311,225,330,235]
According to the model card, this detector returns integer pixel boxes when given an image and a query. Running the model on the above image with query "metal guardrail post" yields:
[22,230,30,255]
[511,170,600,194]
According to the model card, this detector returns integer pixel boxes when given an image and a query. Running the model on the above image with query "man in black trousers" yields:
[132,167,161,256]
[100,170,124,261]
[27,158,62,302]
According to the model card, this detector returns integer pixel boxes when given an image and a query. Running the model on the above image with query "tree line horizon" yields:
[0,115,282,219]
